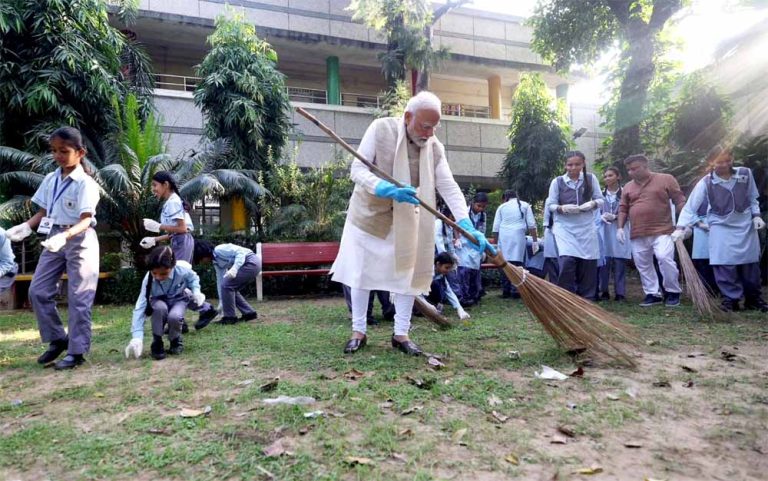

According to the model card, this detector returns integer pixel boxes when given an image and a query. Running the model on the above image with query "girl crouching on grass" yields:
[125,246,210,360]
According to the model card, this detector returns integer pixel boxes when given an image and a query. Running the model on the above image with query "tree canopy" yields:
[530,0,685,164]
[498,73,571,204]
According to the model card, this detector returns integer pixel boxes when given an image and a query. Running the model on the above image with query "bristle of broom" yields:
[413,296,453,329]
[499,261,639,367]
[674,239,729,322]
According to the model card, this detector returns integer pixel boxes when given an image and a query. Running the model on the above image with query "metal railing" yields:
[442,103,491,119]
[286,87,327,104]
[154,73,200,92]
[341,92,381,108]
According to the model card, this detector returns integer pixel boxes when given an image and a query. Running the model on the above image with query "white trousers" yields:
[630,234,681,296]
[351,288,414,336]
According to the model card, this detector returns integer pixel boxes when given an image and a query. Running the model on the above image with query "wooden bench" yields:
[2,272,115,310]
[255,242,340,301]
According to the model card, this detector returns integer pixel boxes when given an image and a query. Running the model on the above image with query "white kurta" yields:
[331,120,468,295]
[492,199,534,263]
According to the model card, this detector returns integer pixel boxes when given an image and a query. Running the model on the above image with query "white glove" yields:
[695,221,710,232]
[578,200,596,212]
[548,203,560,213]
[531,241,540,256]
[124,338,143,359]
[457,307,470,320]
[192,291,205,306]
[670,227,691,242]
[754,217,766,230]
[616,227,626,244]
[41,232,68,253]
[601,212,616,223]
[143,218,161,233]
[6,223,32,242]
[560,204,581,215]
[140,237,156,249]
[224,267,238,279]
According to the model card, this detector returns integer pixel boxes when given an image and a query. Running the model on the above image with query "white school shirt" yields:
[31,164,100,226]
[160,193,187,228]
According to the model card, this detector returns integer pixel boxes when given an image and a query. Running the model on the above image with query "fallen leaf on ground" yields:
[303,410,324,418]
[262,438,286,457]
[94,392,105,398]
[147,428,170,435]
[318,372,338,380]
[262,396,315,406]
[378,400,394,409]
[683,380,695,388]
[680,365,697,373]
[427,356,446,369]
[398,428,413,437]
[644,478,667,481]
[298,426,313,436]
[401,406,423,416]
[573,466,603,475]
[344,456,374,466]
[491,411,509,423]
[440,395,454,403]
[652,380,671,388]
[721,351,737,361]
[646,340,657,346]
[557,425,575,437]
[508,350,521,360]
[504,453,519,465]
[240,360,251,366]
[685,351,704,358]
[452,428,468,444]
[406,376,434,390]
[179,406,212,418]
[487,394,503,406]
[625,387,638,398]
[259,377,279,392]
[566,402,577,410]
[624,440,643,448]
[343,369,367,381]
[551,434,568,444]
[569,367,584,377]
[236,379,255,386]
[606,393,620,401]
[390,453,408,463]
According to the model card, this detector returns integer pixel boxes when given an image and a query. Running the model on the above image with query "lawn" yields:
[1,281,767,481]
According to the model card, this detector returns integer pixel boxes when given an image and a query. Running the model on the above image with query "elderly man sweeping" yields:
[331,91,493,355]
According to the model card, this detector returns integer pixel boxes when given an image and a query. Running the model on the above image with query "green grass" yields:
[1,284,767,480]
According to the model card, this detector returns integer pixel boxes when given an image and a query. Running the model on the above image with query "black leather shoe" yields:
[720,298,740,312]
[367,316,380,325]
[195,307,218,330]
[391,336,423,356]
[181,320,189,334]
[217,316,239,325]
[54,354,84,370]
[744,298,768,312]
[239,311,258,322]
[37,338,68,365]
[168,337,183,355]
[343,336,367,354]
[151,335,166,360]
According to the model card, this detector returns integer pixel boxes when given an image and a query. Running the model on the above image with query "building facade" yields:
[114,0,606,189]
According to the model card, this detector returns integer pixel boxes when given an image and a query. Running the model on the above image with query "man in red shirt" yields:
[617,154,686,307]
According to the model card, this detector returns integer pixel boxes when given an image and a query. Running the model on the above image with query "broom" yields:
[296,107,639,366]
[674,238,729,321]
[413,296,453,329]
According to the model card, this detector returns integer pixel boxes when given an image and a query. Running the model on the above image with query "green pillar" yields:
[326,56,340,105]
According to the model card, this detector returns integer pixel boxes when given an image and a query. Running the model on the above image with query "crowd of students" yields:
[0,126,765,369]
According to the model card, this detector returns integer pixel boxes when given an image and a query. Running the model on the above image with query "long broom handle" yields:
[295,107,495,258]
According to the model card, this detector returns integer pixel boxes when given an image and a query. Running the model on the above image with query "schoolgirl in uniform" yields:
[544,151,605,300]
[0,228,18,293]
[434,205,463,302]
[125,246,208,360]
[675,145,767,312]
[423,252,469,320]
[5,127,100,370]
[541,207,560,283]
[492,190,538,298]
[455,192,488,306]
[192,240,261,327]
[140,171,195,263]
[598,167,632,301]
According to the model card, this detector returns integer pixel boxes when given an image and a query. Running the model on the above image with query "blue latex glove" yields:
[374,180,419,205]
[456,218,496,255]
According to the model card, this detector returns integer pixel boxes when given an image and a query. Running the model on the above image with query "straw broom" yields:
[674,238,729,321]
[296,107,639,366]
[413,296,453,329]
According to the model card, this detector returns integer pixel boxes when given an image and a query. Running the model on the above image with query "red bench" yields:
[255,242,340,300]
[254,240,499,301]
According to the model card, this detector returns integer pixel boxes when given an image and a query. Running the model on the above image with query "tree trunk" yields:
[610,22,655,165]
